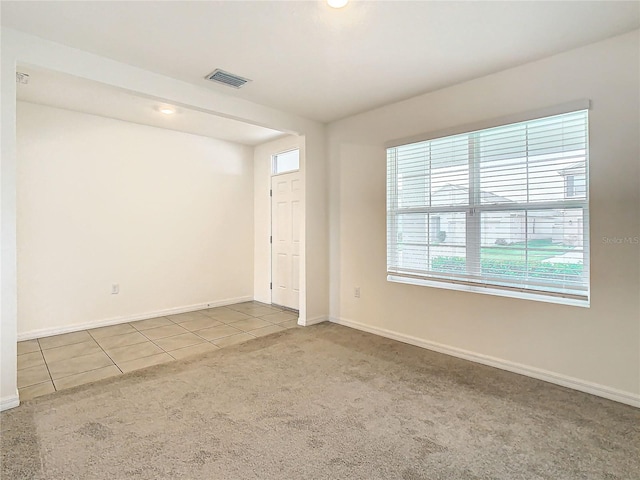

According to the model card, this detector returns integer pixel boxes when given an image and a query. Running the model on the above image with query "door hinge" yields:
[270,235,272,244]
[270,282,272,290]
[270,189,273,197]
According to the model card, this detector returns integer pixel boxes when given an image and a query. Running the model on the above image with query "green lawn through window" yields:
[431,240,583,280]
[481,239,574,262]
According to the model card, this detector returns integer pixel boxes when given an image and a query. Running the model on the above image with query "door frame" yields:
[270,149,301,311]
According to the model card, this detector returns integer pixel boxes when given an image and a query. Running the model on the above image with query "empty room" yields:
[1,1,639,479]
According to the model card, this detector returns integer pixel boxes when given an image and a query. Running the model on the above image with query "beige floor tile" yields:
[177,317,223,332]
[95,331,149,350]
[195,324,243,341]
[17,339,41,355]
[18,351,45,370]
[200,306,233,316]
[225,302,263,312]
[88,323,136,339]
[224,302,255,313]
[19,381,55,401]
[17,364,51,388]
[224,301,257,310]
[212,332,255,348]
[169,342,219,360]
[229,318,273,332]
[235,305,283,316]
[16,302,298,399]
[250,325,286,337]
[42,340,102,364]
[231,301,274,309]
[204,309,253,323]
[278,319,299,329]
[141,324,188,340]
[106,341,164,364]
[38,331,93,350]
[54,365,121,391]
[130,317,173,331]
[260,312,298,324]
[166,311,211,324]
[153,333,205,352]
[47,351,114,380]
[118,353,173,373]
[251,306,284,315]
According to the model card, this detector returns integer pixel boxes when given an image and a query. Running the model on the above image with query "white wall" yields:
[253,135,302,305]
[17,102,254,337]
[328,30,640,405]
[302,130,329,325]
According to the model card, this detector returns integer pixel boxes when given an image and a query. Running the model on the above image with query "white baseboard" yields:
[1,394,20,412]
[330,316,640,408]
[300,315,328,327]
[17,296,253,341]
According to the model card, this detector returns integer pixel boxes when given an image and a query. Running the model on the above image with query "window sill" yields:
[387,275,590,308]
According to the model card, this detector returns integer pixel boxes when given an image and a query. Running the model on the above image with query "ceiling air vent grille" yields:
[205,69,251,89]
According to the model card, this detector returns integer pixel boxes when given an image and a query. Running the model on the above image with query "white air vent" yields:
[205,69,251,89]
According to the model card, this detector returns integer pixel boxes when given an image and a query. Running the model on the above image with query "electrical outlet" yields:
[111,284,119,295]
[354,287,360,298]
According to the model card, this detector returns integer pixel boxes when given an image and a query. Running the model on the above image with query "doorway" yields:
[270,149,301,311]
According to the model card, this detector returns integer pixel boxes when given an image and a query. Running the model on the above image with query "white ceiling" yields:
[16,66,286,146]
[3,1,639,123]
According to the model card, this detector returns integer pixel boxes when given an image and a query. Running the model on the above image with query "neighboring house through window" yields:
[561,163,587,198]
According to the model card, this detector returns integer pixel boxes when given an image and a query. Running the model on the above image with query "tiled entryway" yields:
[17,302,298,401]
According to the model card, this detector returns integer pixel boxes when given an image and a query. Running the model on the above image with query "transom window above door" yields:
[272,149,300,175]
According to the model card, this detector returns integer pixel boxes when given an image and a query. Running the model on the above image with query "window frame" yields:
[271,148,300,176]
[386,102,591,307]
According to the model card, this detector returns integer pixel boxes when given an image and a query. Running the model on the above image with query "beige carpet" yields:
[2,323,639,479]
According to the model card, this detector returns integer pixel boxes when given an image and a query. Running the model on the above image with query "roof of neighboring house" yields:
[433,184,513,204]
[558,160,586,176]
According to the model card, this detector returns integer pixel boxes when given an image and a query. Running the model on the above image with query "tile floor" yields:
[17,302,299,401]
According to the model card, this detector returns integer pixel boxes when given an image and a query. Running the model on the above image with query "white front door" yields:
[271,172,301,310]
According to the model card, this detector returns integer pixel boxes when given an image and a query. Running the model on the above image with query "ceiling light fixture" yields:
[158,106,176,115]
[327,0,348,8]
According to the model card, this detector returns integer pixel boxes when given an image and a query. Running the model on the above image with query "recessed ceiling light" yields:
[327,0,348,8]
[158,107,176,115]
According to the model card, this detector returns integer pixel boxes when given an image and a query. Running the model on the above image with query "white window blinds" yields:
[387,109,589,303]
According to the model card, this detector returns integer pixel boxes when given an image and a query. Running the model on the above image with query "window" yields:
[387,109,589,304]
[272,149,300,175]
